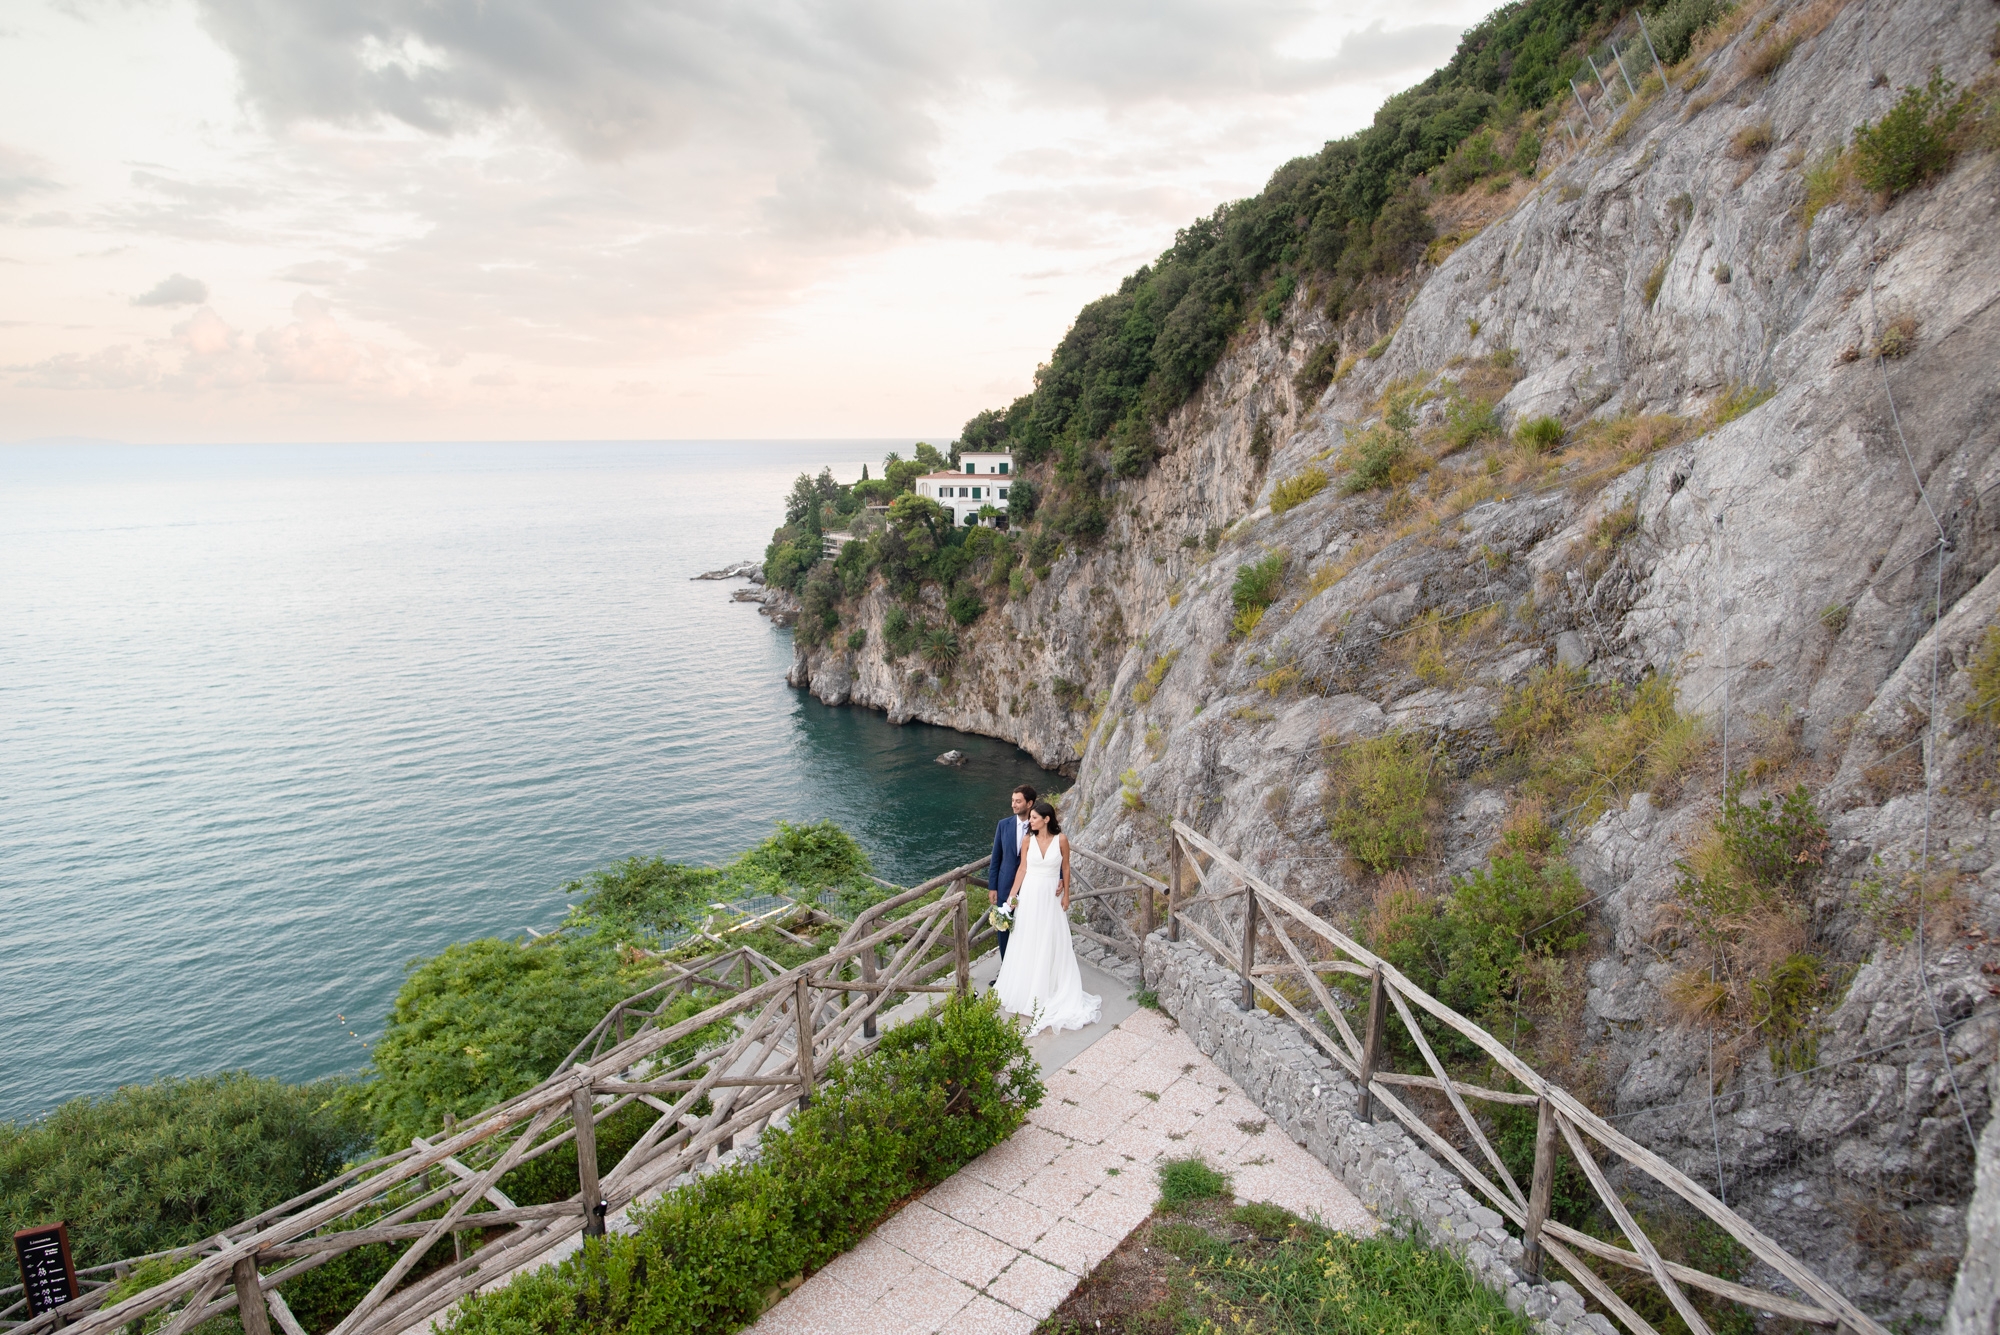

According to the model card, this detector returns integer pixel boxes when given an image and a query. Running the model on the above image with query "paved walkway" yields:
[747,970,1374,1335]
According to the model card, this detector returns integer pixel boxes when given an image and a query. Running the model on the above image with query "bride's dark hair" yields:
[1031,799,1061,835]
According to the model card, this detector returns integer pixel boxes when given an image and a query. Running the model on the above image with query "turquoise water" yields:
[0,442,1052,1124]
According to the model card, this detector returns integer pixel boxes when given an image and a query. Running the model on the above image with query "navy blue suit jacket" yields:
[990,815,1026,904]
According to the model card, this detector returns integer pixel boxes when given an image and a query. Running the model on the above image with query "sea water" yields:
[0,441,1052,1124]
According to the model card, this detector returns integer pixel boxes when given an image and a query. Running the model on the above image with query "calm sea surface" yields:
[0,442,1052,1124]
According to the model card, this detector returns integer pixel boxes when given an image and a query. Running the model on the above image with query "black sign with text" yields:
[13,1223,79,1317]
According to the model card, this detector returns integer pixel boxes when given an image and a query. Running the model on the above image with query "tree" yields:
[887,493,952,550]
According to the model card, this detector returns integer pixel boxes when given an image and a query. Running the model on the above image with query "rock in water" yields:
[936,750,968,766]
[693,561,760,581]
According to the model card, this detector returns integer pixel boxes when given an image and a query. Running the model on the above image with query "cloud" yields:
[11,296,430,397]
[0,142,60,203]
[1318,20,1463,78]
[132,272,211,307]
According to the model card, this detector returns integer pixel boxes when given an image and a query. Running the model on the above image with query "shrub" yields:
[1854,69,1967,195]
[1327,731,1435,872]
[367,936,652,1149]
[1157,1155,1231,1209]
[1365,332,1393,359]
[1708,382,1772,427]
[447,994,1040,1335]
[882,606,919,658]
[1441,396,1501,453]
[1270,467,1329,513]
[1643,256,1669,308]
[1005,478,1039,526]
[1801,148,1859,229]
[1341,427,1407,493]
[1647,0,1730,64]
[845,627,866,651]
[1131,650,1180,705]
[1966,625,2000,727]
[1728,120,1772,159]
[1249,417,1274,463]
[0,1075,370,1274]
[1111,416,1158,478]
[946,587,985,626]
[1497,669,1706,818]
[1293,340,1343,399]
[1513,415,1564,451]
[1230,553,1286,638]
[1874,313,1919,360]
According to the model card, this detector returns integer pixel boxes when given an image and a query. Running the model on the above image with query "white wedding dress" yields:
[994,834,1101,1036]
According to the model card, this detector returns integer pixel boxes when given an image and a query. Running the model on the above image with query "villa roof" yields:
[918,470,1005,481]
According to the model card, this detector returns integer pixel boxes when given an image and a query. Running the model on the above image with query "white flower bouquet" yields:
[988,898,1016,933]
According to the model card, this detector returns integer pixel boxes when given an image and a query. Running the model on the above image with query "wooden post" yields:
[1138,867,1154,938]
[1356,966,1387,1122]
[860,942,879,1039]
[231,1256,271,1335]
[1237,883,1259,1011]
[443,1113,463,1262]
[571,1087,604,1239]
[953,881,972,996]
[1167,835,1182,943]
[1522,1096,1558,1278]
[794,973,815,1109]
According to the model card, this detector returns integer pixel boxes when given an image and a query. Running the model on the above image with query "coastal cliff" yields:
[785,0,2000,1324]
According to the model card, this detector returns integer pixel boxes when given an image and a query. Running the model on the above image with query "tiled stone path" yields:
[747,1005,1374,1335]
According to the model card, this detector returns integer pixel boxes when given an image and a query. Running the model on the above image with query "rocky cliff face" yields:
[791,0,1999,1323]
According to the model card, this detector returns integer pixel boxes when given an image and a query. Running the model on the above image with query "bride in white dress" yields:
[993,801,1101,1036]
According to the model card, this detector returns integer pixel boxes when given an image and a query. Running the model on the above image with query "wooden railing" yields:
[1161,820,1886,1335]
[3,861,993,1335]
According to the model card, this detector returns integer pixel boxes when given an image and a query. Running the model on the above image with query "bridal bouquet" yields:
[988,899,1016,933]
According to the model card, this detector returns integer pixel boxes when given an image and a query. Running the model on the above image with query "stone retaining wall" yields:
[1142,932,1616,1335]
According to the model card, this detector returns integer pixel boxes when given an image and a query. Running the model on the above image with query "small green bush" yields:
[1230,553,1286,636]
[1496,669,1706,818]
[446,994,1040,1335]
[1157,1155,1231,1210]
[1647,0,1730,64]
[882,606,921,658]
[1293,340,1343,399]
[1,1075,370,1274]
[1327,731,1435,872]
[1270,468,1329,513]
[1514,415,1564,451]
[1965,625,2000,727]
[946,587,985,626]
[1341,429,1407,493]
[1441,396,1502,453]
[1643,256,1669,308]
[845,627,866,651]
[1854,69,1967,195]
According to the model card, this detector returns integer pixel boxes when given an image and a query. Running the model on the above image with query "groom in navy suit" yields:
[987,785,1037,959]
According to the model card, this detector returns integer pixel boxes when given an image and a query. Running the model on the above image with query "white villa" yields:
[915,450,1013,526]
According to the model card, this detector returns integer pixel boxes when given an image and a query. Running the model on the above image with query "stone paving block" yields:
[921,1171,1007,1227]
[746,1274,875,1335]
[970,1190,1057,1250]
[869,1259,977,1334]
[903,1214,1017,1290]
[964,1124,1064,1190]
[1017,1160,1096,1214]
[1071,1183,1157,1239]
[871,1203,947,1256]
[986,1252,1076,1322]
[953,1295,1040,1335]
[811,1233,921,1302]
[1116,1008,1178,1041]
[1029,1218,1121,1276]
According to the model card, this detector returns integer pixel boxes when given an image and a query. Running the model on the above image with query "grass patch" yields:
[1158,1155,1232,1210]
[1270,467,1330,513]
[1706,382,1773,429]
[1231,552,1287,638]
[1513,414,1564,451]
[1130,650,1180,705]
[1326,731,1438,872]
[1494,668,1707,818]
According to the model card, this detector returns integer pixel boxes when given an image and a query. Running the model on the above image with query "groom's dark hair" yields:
[1012,784,1038,803]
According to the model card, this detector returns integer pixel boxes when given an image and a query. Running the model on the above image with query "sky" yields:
[0,0,1495,443]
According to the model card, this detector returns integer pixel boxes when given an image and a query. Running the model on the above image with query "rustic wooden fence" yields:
[3,861,995,1335]
[1159,819,1886,1335]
